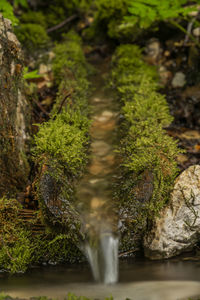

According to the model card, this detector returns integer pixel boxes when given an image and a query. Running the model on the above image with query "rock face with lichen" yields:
[0,14,29,196]
[144,165,200,259]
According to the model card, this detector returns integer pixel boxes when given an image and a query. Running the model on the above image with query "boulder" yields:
[144,165,200,259]
[0,14,30,196]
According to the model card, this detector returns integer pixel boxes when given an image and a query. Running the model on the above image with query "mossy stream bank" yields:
[0,27,184,273]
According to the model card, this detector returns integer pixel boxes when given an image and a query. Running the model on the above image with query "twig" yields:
[57,90,74,115]
[184,17,196,44]
[170,20,200,47]
[47,15,78,33]
[119,248,139,257]
[32,98,50,117]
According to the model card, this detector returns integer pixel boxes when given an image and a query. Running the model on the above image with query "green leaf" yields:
[14,0,28,8]
[126,0,199,29]
[23,67,43,80]
[0,0,18,25]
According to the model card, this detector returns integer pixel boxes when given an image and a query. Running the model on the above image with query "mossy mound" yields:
[33,31,91,250]
[0,196,84,273]
[20,11,47,28]
[0,197,33,273]
[0,29,90,273]
[15,23,50,51]
[110,44,181,253]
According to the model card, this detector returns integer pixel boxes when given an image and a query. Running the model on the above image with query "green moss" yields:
[111,44,181,252]
[0,197,33,273]
[15,24,50,51]
[20,11,47,28]
[32,32,91,248]
[52,31,88,85]
[33,112,89,176]
[0,0,19,25]
[33,232,84,264]
[45,5,66,27]
[0,197,84,272]
[34,31,91,176]
[0,30,92,272]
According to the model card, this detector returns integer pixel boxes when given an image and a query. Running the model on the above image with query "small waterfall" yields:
[76,60,120,285]
[85,232,119,284]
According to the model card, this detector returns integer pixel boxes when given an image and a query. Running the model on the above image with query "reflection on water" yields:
[1,259,200,299]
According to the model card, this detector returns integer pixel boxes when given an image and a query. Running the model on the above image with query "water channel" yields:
[76,57,119,284]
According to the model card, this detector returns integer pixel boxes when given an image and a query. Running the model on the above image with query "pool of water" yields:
[1,259,200,299]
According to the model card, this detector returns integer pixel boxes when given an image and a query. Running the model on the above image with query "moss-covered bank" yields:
[0,31,91,273]
[33,32,89,261]
[33,31,91,226]
[110,44,181,253]
[32,31,91,264]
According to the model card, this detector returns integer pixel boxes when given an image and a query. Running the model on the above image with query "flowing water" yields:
[76,58,119,284]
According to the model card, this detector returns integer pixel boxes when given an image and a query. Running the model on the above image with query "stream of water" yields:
[76,58,119,284]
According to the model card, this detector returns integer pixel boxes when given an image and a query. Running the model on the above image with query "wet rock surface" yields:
[144,165,200,259]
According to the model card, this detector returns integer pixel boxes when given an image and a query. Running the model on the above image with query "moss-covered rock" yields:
[0,197,33,273]
[20,11,47,28]
[0,195,84,273]
[0,31,91,273]
[15,23,50,51]
[33,31,90,246]
[110,44,181,253]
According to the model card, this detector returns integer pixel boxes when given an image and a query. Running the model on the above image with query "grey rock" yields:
[146,38,162,63]
[193,27,200,37]
[144,165,200,259]
[172,72,186,88]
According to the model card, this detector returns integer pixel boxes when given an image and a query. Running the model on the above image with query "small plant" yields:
[23,67,43,80]
[125,0,193,29]
[20,11,47,28]
[0,0,18,25]
[0,0,27,25]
